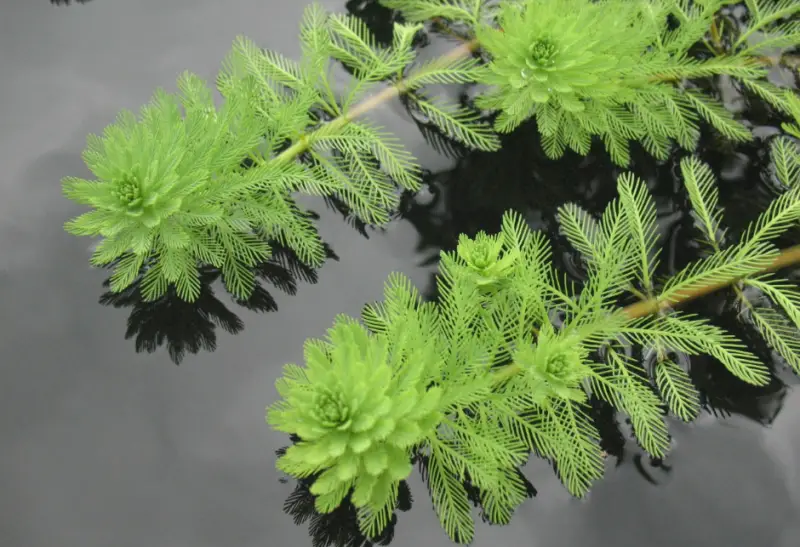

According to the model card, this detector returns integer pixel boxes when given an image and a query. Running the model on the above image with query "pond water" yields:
[1,1,798,546]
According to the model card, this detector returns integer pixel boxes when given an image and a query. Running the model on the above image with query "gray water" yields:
[1,1,799,546]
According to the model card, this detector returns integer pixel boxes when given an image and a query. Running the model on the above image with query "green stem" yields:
[271,12,791,168]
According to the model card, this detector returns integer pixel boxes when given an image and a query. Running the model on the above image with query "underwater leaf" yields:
[738,185,800,254]
[745,305,800,373]
[356,481,400,539]
[770,136,800,187]
[409,92,501,152]
[557,203,604,263]
[746,276,800,330]
[596,348,670,457]
[545,400,605,496]
[380,0,482,25]
[405,56,487,89]
[659,242,777,305]
[682,89,753,142]
[479,468,530,525]
[625,314,771,386]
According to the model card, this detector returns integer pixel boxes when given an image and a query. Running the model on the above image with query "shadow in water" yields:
[262,4,800,544]
[399,116,794,419]
[98,148,381,366]
[276,441,537,547]
[99,241,338,365]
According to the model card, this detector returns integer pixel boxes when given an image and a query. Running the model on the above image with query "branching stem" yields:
[272,39,479,167]
[272,16,800,375]
[271,14,792,167]
[491,244,800,383]
[622,243,800,319]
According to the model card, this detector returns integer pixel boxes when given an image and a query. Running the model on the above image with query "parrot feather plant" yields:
[56,0,800,542]
[381,0,800,166]
[268,133,800,543]
[62,4,497,303]
[63,0,800,301]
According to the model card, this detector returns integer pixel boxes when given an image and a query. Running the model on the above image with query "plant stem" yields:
[622,244,800,319]
[491,244,800,383]
[273,14,791,168]
[272,39,480,167]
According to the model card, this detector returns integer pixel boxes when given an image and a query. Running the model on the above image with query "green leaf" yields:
[659,242,777,305]
[426,445,475,543]
[680,156,725,249]
[617,173,660,290]
[655,359,700,422]
[624,314,771,386]
[745,305,800,373]
[409,92,501,151]
[683,89,753,142]
[746,276,800,329]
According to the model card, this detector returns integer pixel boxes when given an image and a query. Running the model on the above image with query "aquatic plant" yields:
[383,0,800,165]
[59,0,800,542]
[63,1,800,301]
[269,133,800,542]
[63,0,800,301]
[63,4,495,302]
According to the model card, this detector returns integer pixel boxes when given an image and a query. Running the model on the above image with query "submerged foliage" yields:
[383,0,800,165]
[269,133,800,542]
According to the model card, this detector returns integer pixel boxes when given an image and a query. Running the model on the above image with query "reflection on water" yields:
[277,438,413,547]
[98,241,338,364]
[277,439,538,547]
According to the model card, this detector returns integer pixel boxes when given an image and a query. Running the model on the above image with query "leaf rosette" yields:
[456,231,520,289]
[268,317,443,516]
[63,89,210,240]
[513,326,591,404]
[63,72,326,302]
[469,0,780,166]
[475,0,658,131]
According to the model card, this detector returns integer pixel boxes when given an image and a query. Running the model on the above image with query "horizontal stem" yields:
[273,18,787,166]
[491,244,800,383]
[622,244,800,319]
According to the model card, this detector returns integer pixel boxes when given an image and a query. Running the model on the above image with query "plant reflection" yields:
[99,241,337,365]
[397,116,792,447]
[276,440,537,547]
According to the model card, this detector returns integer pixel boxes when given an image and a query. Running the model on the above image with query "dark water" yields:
[1,1,799,546]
